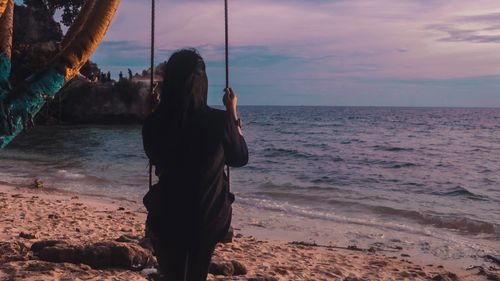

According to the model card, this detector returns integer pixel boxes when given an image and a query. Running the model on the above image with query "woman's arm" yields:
[223,88,248,167]
[223,88,242,135]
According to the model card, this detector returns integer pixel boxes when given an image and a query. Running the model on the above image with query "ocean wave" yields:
[56,170,85,180]
[372,205,499,235]
[238,192,499,236]
[275,130,301,135]
[236,195,500,239]
[247,121,273,126]
[303,143,330,149]
[373,145,414,152]
[256,182,342,193]
[310,175,347,185]
[340,138,365,144]
[263,148,312,159]
[362,159,418,169]
[390,162,417,169]
[431,186,486,200]
[115,153,142,159]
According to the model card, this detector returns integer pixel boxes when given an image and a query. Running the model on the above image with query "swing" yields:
[147,0,232,187]
[147,1,232,279]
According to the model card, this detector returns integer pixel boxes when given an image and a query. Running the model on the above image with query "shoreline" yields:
[0,183,497,280]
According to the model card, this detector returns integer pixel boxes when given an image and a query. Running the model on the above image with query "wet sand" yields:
[0,183,496,280]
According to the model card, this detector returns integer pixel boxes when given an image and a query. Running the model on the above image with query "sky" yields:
[88,0,500,107]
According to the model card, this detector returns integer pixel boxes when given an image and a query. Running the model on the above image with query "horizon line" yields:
[210,104,500,109]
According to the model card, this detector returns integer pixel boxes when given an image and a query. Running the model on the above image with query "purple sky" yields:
[90,0,500,107]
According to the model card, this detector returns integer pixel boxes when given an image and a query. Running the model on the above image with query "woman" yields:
[142,49,248,281]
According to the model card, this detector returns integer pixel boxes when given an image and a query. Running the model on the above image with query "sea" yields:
[1,106,499,266]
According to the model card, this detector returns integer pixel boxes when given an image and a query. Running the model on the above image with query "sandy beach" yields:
[0,182,497,281]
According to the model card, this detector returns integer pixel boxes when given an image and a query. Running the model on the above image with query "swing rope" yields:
[148,1,231,189]
[224,0,231,192]
[148,0,155,190]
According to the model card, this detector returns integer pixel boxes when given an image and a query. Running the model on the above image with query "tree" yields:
[23,0,85,26]
[80,60,101,80]
[1,0,121,148]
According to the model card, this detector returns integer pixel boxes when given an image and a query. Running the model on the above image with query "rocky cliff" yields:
[11,4,151,124]
[59,78,151,124]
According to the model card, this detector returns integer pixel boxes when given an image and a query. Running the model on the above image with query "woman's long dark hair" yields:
[158,48,208,129]
[144,49,208,167]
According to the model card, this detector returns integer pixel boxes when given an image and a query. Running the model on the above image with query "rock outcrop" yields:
[59,78,151,123]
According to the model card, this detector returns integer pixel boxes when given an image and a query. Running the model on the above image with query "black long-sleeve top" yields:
[142,106,248,245]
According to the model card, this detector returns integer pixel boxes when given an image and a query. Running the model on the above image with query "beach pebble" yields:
[33,179,44,189]
[430,272,459,281]
[48,214,60,219]
[0,241,29,262]
[209,260,247,276]
[19,232,37,239]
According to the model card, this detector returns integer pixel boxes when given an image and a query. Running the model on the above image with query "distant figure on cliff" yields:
[128,68,133,80]
[142,49,248,280]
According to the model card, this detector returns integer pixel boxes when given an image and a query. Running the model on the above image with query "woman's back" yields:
[142,106,247,243]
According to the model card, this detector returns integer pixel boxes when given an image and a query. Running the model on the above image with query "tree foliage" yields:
[23,0,85,26]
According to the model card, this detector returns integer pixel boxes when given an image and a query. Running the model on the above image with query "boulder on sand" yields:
[31,240,155,270]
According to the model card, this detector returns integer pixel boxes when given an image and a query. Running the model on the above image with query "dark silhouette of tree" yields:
[23,0,85,26]
[80,61,100,80]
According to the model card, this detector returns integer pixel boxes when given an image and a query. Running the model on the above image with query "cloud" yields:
[88,0,500,106]
[427,11,500,43]
[456,12,500,23]
[426,24,500,43]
